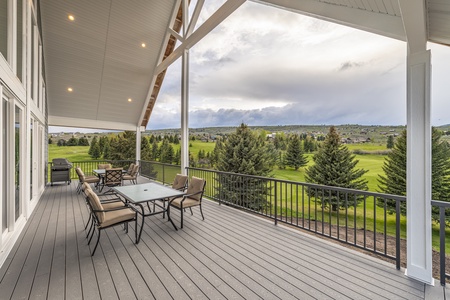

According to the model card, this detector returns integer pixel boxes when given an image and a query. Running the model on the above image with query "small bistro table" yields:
[112,182,186,243]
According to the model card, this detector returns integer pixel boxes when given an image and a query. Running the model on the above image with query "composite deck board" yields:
[201,203,423,299]
[0,178,442,299]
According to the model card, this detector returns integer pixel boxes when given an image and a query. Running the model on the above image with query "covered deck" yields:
[0,177,445,299]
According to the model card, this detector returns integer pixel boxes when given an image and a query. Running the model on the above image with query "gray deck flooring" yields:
[0,178,446,299]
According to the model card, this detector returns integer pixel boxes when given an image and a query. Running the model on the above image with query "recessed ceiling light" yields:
[67,87,73,92]
[141,43,146,48]
[68,15,75,21]
[128,98,132,102]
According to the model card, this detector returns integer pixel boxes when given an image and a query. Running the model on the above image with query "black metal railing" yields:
[431,200,450,285]
[47,160,135,182]
[185,166,450,285]
[138,160,182,185]
[47,159,450,285]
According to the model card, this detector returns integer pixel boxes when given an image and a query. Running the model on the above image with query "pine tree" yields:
[88,136,98,156]
[91,142,101,159]
[151,139,159,161]
[285,134,308,170]
[305,126,368,211]
[102,140,111,159]
[141,136,151,161]
[386,135,394,149]
[216,123,275,210]
[378,128,450,221]
[159,139,174,163]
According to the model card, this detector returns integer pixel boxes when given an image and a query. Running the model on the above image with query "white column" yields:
[406,50,433,285]
[136,126,142,164]
[180,49,189,175]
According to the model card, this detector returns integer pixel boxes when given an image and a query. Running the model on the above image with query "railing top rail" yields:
[186,166,406,201]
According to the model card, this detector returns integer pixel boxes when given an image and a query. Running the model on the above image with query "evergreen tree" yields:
[57,139,66,146]
[88,136,98,156]
[99,136,108,152]
[386,135,394,149]
[216,123,275,210]
[175,149,181,165]
[78,136,89,146]
[285,134,308,170]
[141,136,151,161]
[378,129,450,222]
[151,139,159,161]
[108,131,136,162]
[103,140,111,159]
[159,139,174,163]
[66,136,78,146]
[48,137,53,144]
[277,151,287,170]
[91,142,101,159]
[305,126,368,211]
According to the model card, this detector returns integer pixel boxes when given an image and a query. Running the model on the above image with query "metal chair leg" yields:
[200,204,205,221]
[91,230,101,256]
[180,205,184,229]
[189,207,193,215]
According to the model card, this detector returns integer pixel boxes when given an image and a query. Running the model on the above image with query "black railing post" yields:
[395,199,401,270]
[274,182,277,225]
[440,207,446,286]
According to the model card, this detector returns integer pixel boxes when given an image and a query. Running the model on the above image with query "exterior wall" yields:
[0,0,47,267]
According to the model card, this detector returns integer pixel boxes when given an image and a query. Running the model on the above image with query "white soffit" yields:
[254,0,450,47]
[40,0,177,131]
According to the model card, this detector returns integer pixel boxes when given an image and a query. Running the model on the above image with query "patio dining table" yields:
[112,182,186,243]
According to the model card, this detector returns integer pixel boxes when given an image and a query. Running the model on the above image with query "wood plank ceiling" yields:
[40,0,178,131]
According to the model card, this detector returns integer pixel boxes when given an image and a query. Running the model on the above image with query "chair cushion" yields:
[102,201,125,210]
[81,182,92,192]
[84,176,100,184]
[127,163,135,174]
[98,164,112,169]
[101,208,135,228]
[186,176,205,201]
[172,174,188,190]
[123,175,135,180]
[86,189,105,223]
[170,196,199,208]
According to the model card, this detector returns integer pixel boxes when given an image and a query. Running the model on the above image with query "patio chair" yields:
[126,163,135,175]
[75,167,100,194]
[99,168,123,192]
[158,174,188,217]
[168,176,206,229]
[85,188,137,256]
[81,182,126,236]
[98,163,112,169]
[123,164,139,185]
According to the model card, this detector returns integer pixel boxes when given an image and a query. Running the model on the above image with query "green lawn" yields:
[48,144,91,161]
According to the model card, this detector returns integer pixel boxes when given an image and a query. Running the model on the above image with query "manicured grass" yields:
[48,144,91,162]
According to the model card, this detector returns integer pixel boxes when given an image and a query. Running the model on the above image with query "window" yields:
[0,0,7,59]
[30,117,33,200]
[2,96,8,233]
[16,0,23,81]
[14,105,21,221]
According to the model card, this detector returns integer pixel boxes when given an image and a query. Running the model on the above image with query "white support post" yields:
[136,126,142,165]
[406,50,433,285]
[180,50,189,175]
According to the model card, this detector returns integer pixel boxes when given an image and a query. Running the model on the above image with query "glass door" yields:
[2,96,8,234]
[15,105,22,221]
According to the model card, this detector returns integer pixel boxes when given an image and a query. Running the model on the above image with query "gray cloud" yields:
[148,0,450,130]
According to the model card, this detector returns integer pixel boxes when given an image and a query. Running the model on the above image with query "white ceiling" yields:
[41,0,178,131]
[41,0,450,131]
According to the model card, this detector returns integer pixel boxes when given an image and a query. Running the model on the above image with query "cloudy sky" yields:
[147,0,450,130]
